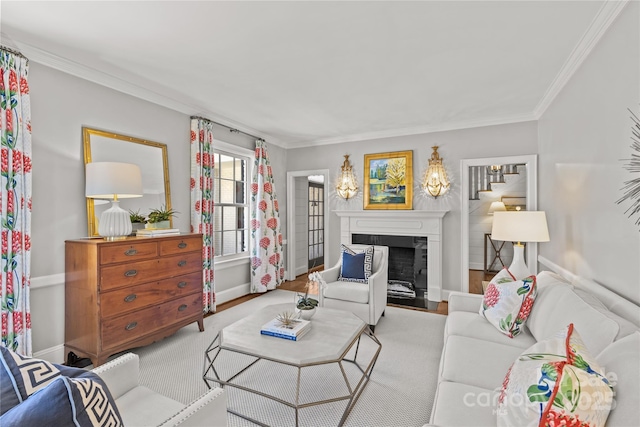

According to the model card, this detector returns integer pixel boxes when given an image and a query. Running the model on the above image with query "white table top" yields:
[220,303,366,366]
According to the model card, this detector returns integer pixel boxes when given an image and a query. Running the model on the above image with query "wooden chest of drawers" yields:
[65,234,204,367]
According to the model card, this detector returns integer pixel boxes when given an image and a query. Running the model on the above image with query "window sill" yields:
[215,256,250,271]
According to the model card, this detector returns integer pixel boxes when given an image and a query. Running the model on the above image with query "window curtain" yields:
[250,140,284,293]
[0,48,32,354]
[190,118,216,313]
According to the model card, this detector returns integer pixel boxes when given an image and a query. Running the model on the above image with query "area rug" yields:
[131,289,446,426]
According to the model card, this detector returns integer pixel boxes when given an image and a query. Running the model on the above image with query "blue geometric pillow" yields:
[338,244,374,283]
[0,373,123,427]
[0,346,123,426]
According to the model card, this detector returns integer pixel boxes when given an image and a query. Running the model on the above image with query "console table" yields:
[484,233,506,274]
[65,234,204,366]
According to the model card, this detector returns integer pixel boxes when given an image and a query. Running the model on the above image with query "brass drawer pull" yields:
[124,248,138,256]
[124,270,138,277]
[177,281,187,289]
[178,304,188,312]
[178,260,187,267]
[124,294,137,303]
[178,242,187,249]
[125,322,138,331]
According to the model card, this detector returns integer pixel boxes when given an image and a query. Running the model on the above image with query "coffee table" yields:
[202,303,381,426]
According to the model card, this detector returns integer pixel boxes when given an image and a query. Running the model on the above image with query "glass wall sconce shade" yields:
[422,146,450,198]
[491,211,550,279]
[336,154,358,200]
[488,201,507,215]
[86,162,143,240]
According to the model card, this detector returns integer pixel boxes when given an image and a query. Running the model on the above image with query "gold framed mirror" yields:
[83,127,172,236]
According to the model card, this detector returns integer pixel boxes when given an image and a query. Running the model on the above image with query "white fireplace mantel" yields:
[335,210,448,302]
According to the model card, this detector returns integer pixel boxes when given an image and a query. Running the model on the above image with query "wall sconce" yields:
[86,162,143,240]
[422,146,450,198]
[336,154,358,200]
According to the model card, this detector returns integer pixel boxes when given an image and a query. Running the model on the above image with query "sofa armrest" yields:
[92,353,140,400]
[448,291,483,313]
[159,387,228,427]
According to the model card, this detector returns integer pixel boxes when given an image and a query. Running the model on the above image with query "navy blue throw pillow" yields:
[338,244,374,283]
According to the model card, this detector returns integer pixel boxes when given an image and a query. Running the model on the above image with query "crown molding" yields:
[534,0,629,118]
[14,40,286,148]
[286,113,538,148]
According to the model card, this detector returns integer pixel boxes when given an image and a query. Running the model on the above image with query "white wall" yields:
[286,121,538,295]
[538,2,640,305]
[28,63,284,360]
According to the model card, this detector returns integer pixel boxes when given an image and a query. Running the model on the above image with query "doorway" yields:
[308,180,324,269]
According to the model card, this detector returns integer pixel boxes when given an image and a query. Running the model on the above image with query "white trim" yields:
[213,139,254,157]
[285,113,537,148]
[33,344,65,364]
[286,169,331,281]
[31,273,65,290]
[534,0,629,117]
[460,155,538,294]
[215,256,250,270]
[16,40,285,148]
[215,283,251,305]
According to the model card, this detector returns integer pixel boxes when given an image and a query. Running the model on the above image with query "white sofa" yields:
[93,353,228,427]
[428,270,640,426]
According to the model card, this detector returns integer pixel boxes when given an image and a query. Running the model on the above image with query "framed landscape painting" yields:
[364,150,413,210]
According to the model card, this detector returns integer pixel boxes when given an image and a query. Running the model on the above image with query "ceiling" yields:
[1,1,622,148]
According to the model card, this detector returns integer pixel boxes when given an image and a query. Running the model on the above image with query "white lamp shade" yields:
[488,201,507,215]
[491,211,550,243]
[86,162,143,199]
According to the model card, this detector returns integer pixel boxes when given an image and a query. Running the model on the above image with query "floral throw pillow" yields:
[497,324,613,427]
[479,268,536,337]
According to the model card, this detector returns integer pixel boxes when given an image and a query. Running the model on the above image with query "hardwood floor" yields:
[469,269,495,295]
[215,267,448,316]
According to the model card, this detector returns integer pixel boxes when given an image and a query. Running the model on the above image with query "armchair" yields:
[319,244,389,332]
[93,353,227,427]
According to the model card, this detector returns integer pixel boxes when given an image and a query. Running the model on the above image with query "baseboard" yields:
[33,344,65,364]
[469,262,484,271]
[215,283,251,305]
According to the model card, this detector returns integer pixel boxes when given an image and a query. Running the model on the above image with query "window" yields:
[213,147,251,258]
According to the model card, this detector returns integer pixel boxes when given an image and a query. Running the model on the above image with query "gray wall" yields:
[538,2,640,304]
[286,121,539,295]
[28,63,285,357]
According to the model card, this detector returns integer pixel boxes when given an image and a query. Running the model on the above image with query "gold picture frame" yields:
[364,150,413,210]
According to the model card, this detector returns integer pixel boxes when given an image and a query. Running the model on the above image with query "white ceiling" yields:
[1,1,623,148]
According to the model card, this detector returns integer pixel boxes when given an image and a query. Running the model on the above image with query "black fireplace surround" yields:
[351,234,428,308]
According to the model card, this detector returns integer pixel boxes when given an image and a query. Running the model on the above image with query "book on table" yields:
[260,317,311,341]
[136,228,181,236]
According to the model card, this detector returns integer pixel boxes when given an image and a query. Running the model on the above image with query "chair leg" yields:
[369,324,375,333]
[381,310,385,317]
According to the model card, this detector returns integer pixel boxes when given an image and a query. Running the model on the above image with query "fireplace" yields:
[352,234,428,308]
[335,210,448,304]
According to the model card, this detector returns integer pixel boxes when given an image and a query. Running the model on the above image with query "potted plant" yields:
[146,205,178,229]
[295,273,321,320]
[129,210,147,235]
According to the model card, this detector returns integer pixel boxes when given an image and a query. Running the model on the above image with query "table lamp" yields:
[491,211,549,279]
[86,162,143,240]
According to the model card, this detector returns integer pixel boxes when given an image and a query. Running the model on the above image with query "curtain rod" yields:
[0,45,28,62]
[191,116,265,142]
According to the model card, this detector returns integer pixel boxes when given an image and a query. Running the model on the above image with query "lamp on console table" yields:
[491,211,549,279]
[86,162,143,240]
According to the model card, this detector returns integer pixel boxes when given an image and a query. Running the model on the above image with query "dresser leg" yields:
[197,319,205,332]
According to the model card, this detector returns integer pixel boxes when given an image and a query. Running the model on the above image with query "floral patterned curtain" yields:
[190,118,215,313]
[0,48,32,354]
[250,140,284,293]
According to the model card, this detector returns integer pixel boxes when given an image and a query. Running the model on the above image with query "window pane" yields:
[318,245,324,257]
[318,231,323,243]
[235,181,245,204]
[220,180,234,204]
[309,231,314,244]
[235,159,245,181]
[309,246,313,260]
[236,207,245,229]
[214,232,222,256]
[223,206,236,230]
[308,186,313,200]
[318,188,323,202]
[220,155,234,179]
[213,208,222,231]
[213,178,220,203]
[237,230,247,253]
[223,231,236,256]
[213,153,220,178]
